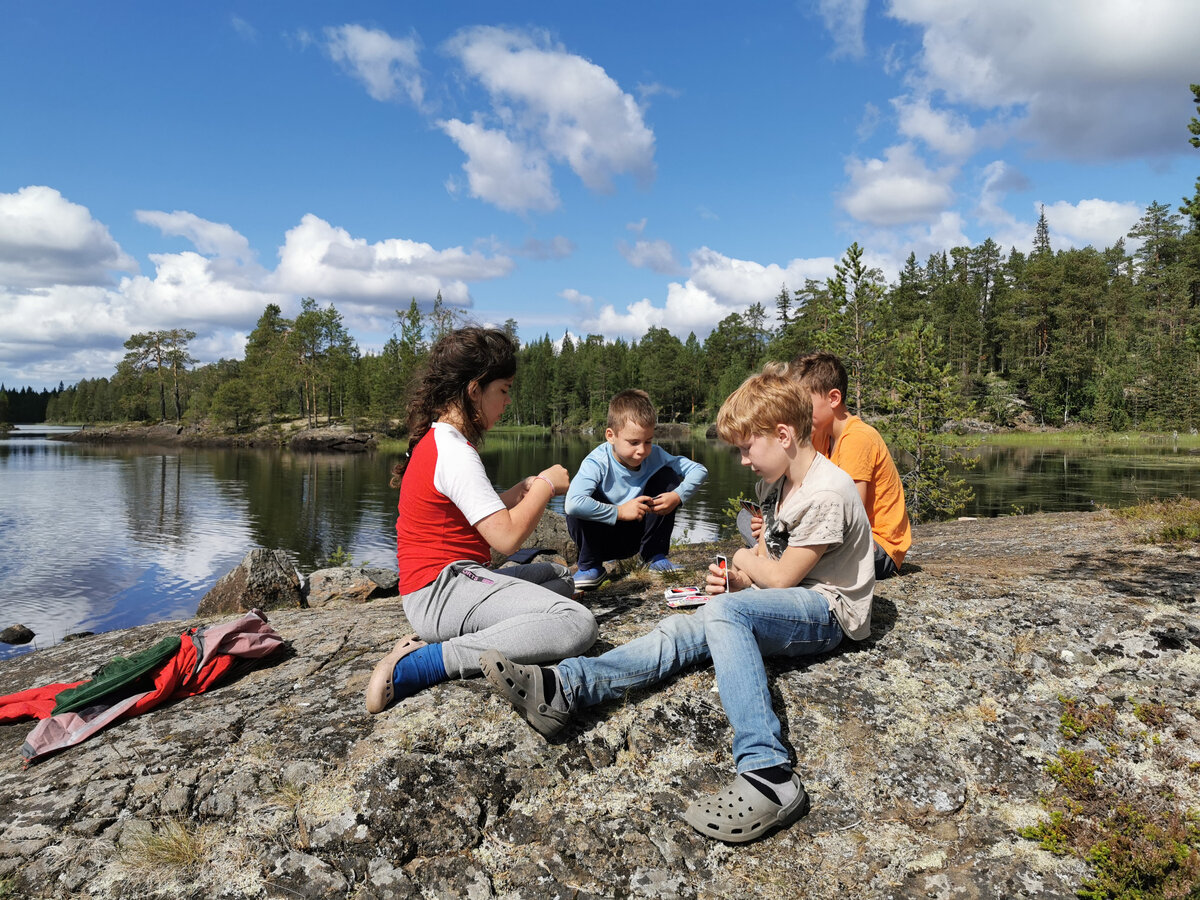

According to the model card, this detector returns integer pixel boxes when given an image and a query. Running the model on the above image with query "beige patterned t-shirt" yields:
[756,453,876,640]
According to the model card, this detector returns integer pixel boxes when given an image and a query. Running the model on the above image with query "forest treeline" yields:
[14,196,1197,435]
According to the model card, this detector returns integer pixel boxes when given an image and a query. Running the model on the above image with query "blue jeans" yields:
[556,587,844,773]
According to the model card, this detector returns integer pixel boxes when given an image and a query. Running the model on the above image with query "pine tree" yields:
[832,242,886,412]
[1034,205,1052,256]
[885,322,974,522]
[243,303,295,423]
[774,283,792,329]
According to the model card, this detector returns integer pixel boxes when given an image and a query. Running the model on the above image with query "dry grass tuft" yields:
[124,818,214,870]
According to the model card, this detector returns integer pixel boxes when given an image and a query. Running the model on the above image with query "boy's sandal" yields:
[683,773,810,843]
[365,634,427,714]
[479,649,570,740]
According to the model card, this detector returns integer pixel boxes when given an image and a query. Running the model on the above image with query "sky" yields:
[1,1,1197,390]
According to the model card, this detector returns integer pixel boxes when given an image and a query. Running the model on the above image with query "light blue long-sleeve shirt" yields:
[564,442,708,526]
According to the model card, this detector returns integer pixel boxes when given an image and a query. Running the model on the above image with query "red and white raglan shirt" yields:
[396,422,506,595]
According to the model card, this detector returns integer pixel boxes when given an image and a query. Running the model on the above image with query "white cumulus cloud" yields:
[441,26,655,212]
[688,248,835,310]
[1040,199,1144,250]
[0,186,136,290]
[840,143,957,225]
[888,0,1198,159]
[0,188,521,385]
[581,248,837,340]
[619,239,681,274]
[893,95,977,158]
[325,24,424,107]
[817,0,870,59]
[439,118,558,212]
[136,209,256,264]
[272,213,514,313]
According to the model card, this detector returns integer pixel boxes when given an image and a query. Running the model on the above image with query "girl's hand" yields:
[539,465,570,496]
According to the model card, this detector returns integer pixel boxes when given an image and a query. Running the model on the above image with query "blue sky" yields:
[1,1,1197,389]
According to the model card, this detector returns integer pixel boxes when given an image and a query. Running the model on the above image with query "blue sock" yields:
[391,642,447,700]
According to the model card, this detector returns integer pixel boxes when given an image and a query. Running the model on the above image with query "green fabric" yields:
[52,634,181,715]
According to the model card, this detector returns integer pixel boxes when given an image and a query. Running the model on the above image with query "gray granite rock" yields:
[289,428,377,453]
[0,511,1197,898]
[195,547,303,616]
[493,509,574,565]
[307,567,398,607]
[0,625,33,645]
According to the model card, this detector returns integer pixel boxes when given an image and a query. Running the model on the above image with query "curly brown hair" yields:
[389,327,517,488]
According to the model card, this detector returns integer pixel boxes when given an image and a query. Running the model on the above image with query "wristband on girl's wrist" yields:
[533,474,556,496]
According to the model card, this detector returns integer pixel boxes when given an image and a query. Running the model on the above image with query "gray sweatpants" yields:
[402,560,598,679]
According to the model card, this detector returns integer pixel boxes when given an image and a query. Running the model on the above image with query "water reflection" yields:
[2,429,1200,661]
[962,443,1200,515]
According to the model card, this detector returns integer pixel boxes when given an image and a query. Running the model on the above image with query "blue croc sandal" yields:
[480,649,571,739]
[683,773,810,843]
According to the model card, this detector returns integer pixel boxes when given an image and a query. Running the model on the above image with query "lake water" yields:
[2,426,1199,661]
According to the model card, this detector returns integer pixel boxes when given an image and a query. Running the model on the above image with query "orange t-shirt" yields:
[822,415,911,567]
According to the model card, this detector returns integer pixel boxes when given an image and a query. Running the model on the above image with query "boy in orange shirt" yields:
[792,351,910,578]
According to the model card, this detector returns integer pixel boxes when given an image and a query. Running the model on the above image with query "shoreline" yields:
[35,419,1200,453]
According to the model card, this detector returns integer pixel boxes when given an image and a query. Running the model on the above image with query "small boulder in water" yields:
[0,624,35,645]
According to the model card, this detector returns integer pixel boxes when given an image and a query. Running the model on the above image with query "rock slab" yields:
[0,511,1197,899]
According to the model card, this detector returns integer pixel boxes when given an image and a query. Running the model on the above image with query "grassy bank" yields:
[951,430,1200,450]
[1115,496,1200,542]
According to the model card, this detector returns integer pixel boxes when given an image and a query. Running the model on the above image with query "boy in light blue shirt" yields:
[565,389,708,588]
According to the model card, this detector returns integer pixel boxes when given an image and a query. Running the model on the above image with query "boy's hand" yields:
[705,560,747,594]
[617,496,653,521]
[749,513,764,541]
[650,491,681,515]
[704,561,726,594]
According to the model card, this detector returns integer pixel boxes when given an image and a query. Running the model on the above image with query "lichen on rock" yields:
[0,510,1197,898]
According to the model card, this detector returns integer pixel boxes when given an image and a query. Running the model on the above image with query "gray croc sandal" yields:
[683,773,810,843]
[479,649,571,739]
[365,634,427,714]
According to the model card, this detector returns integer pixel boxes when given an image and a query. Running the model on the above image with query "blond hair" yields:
[716,368,813,446]
[607,389,657,431]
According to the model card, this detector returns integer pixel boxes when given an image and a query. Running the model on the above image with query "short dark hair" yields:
[791,351,848,399]
[607,389,657,432]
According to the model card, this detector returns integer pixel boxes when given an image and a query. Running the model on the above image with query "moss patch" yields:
[1021,696,1200,899]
